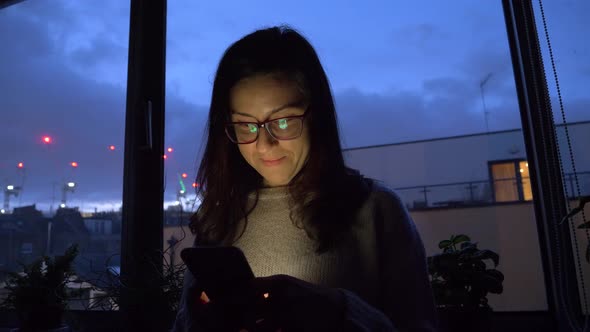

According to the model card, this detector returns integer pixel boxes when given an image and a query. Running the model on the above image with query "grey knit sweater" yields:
[173,182,438,331]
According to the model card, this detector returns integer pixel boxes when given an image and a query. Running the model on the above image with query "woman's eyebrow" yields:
[231,99,306,118]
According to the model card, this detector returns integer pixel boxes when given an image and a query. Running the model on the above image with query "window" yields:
[489,159,533,202]
[0,0,129,313]
[518,161,534,201]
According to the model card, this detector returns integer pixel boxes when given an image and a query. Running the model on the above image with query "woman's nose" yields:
[256,127,277,152]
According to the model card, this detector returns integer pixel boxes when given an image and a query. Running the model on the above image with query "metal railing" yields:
[395,171,590,210]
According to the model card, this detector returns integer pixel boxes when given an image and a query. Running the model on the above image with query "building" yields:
[0,205,50,271]
[343,121,590,209]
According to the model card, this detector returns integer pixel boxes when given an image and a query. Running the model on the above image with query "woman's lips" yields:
[261,156,285,166]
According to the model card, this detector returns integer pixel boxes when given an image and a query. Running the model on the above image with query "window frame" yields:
[503,0,583,329]
[118,0,168,330]
[488,158,530,202]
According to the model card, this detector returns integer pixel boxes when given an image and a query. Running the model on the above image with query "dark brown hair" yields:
[190,26,371,252]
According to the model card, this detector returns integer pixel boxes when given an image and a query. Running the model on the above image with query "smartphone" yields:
[180,246,255,301]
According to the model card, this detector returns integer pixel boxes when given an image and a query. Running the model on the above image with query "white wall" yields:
[344,121,590,189]
[344,130,527,187]
[555,123,590,174]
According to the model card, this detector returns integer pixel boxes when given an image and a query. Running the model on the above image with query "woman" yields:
[173,26,437,332]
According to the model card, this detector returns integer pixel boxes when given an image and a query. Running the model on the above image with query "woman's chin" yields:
[262,176,291,188]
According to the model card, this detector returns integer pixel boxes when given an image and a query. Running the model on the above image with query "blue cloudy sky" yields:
[0,0,588,212]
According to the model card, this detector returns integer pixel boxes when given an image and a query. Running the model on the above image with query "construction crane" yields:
[176,173,198,212]
[60,182,76,208]
[176,174,187,204]
[1,162,26,214]
[2,185,21,214]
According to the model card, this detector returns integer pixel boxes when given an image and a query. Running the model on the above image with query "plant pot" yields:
[437,306,493,332]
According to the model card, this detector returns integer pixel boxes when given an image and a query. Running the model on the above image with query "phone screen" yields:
[180,246,255,301]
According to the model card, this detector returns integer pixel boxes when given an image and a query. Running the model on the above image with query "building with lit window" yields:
[344,121,590,209]
[343,120,590,312]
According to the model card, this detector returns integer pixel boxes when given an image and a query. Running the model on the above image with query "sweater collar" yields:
[249,186,290,200]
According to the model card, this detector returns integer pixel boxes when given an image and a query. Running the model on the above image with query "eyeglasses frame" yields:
[224,110,309,144]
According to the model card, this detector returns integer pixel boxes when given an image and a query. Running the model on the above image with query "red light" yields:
[71,162,78,168]
[182,173,188,178]
[17,162,24,169]
[109,145,116,151]
[163,155,167,160]
[42,136,52,144]
[192,182,199,188]
[167,147,173,153]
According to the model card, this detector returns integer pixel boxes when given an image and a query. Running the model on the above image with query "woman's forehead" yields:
[230,75,305,117]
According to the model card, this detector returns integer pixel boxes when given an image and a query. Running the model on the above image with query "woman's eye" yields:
[247,124,258,133]
[278,119,288,130]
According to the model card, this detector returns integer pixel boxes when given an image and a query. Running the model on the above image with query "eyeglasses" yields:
[225,111,308,144]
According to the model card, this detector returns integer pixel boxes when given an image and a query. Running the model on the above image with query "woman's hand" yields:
[245,274,345,331]
[189,274,345,332]
[188,282,256,332]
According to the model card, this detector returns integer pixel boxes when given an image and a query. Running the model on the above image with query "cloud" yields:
[392,23,443,51]
[335,83,491,148]
[334,73,588,149]
[1,0,588,212]
[69,34,127,67]
[0,2,207,210]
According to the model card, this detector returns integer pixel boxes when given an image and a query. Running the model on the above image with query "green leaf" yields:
[472,250,500,267]
[439,240,453,249]
[469,260,487,272]
[431,252,460,273]
[460,241,476,250]
[458,244,479,257]
[486,269,505,283]
[482,270,504,294]
[452,234,471,244]
[578,222,590,229]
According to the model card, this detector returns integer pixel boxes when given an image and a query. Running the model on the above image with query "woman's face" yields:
[229,74,310,187]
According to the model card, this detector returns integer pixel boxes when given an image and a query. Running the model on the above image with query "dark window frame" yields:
[503,0,583,330]
[119,0,168,330]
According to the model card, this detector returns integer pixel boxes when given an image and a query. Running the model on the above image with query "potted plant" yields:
[1,244,79,331]
[427,234,504,332]
[82,248,185,330]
